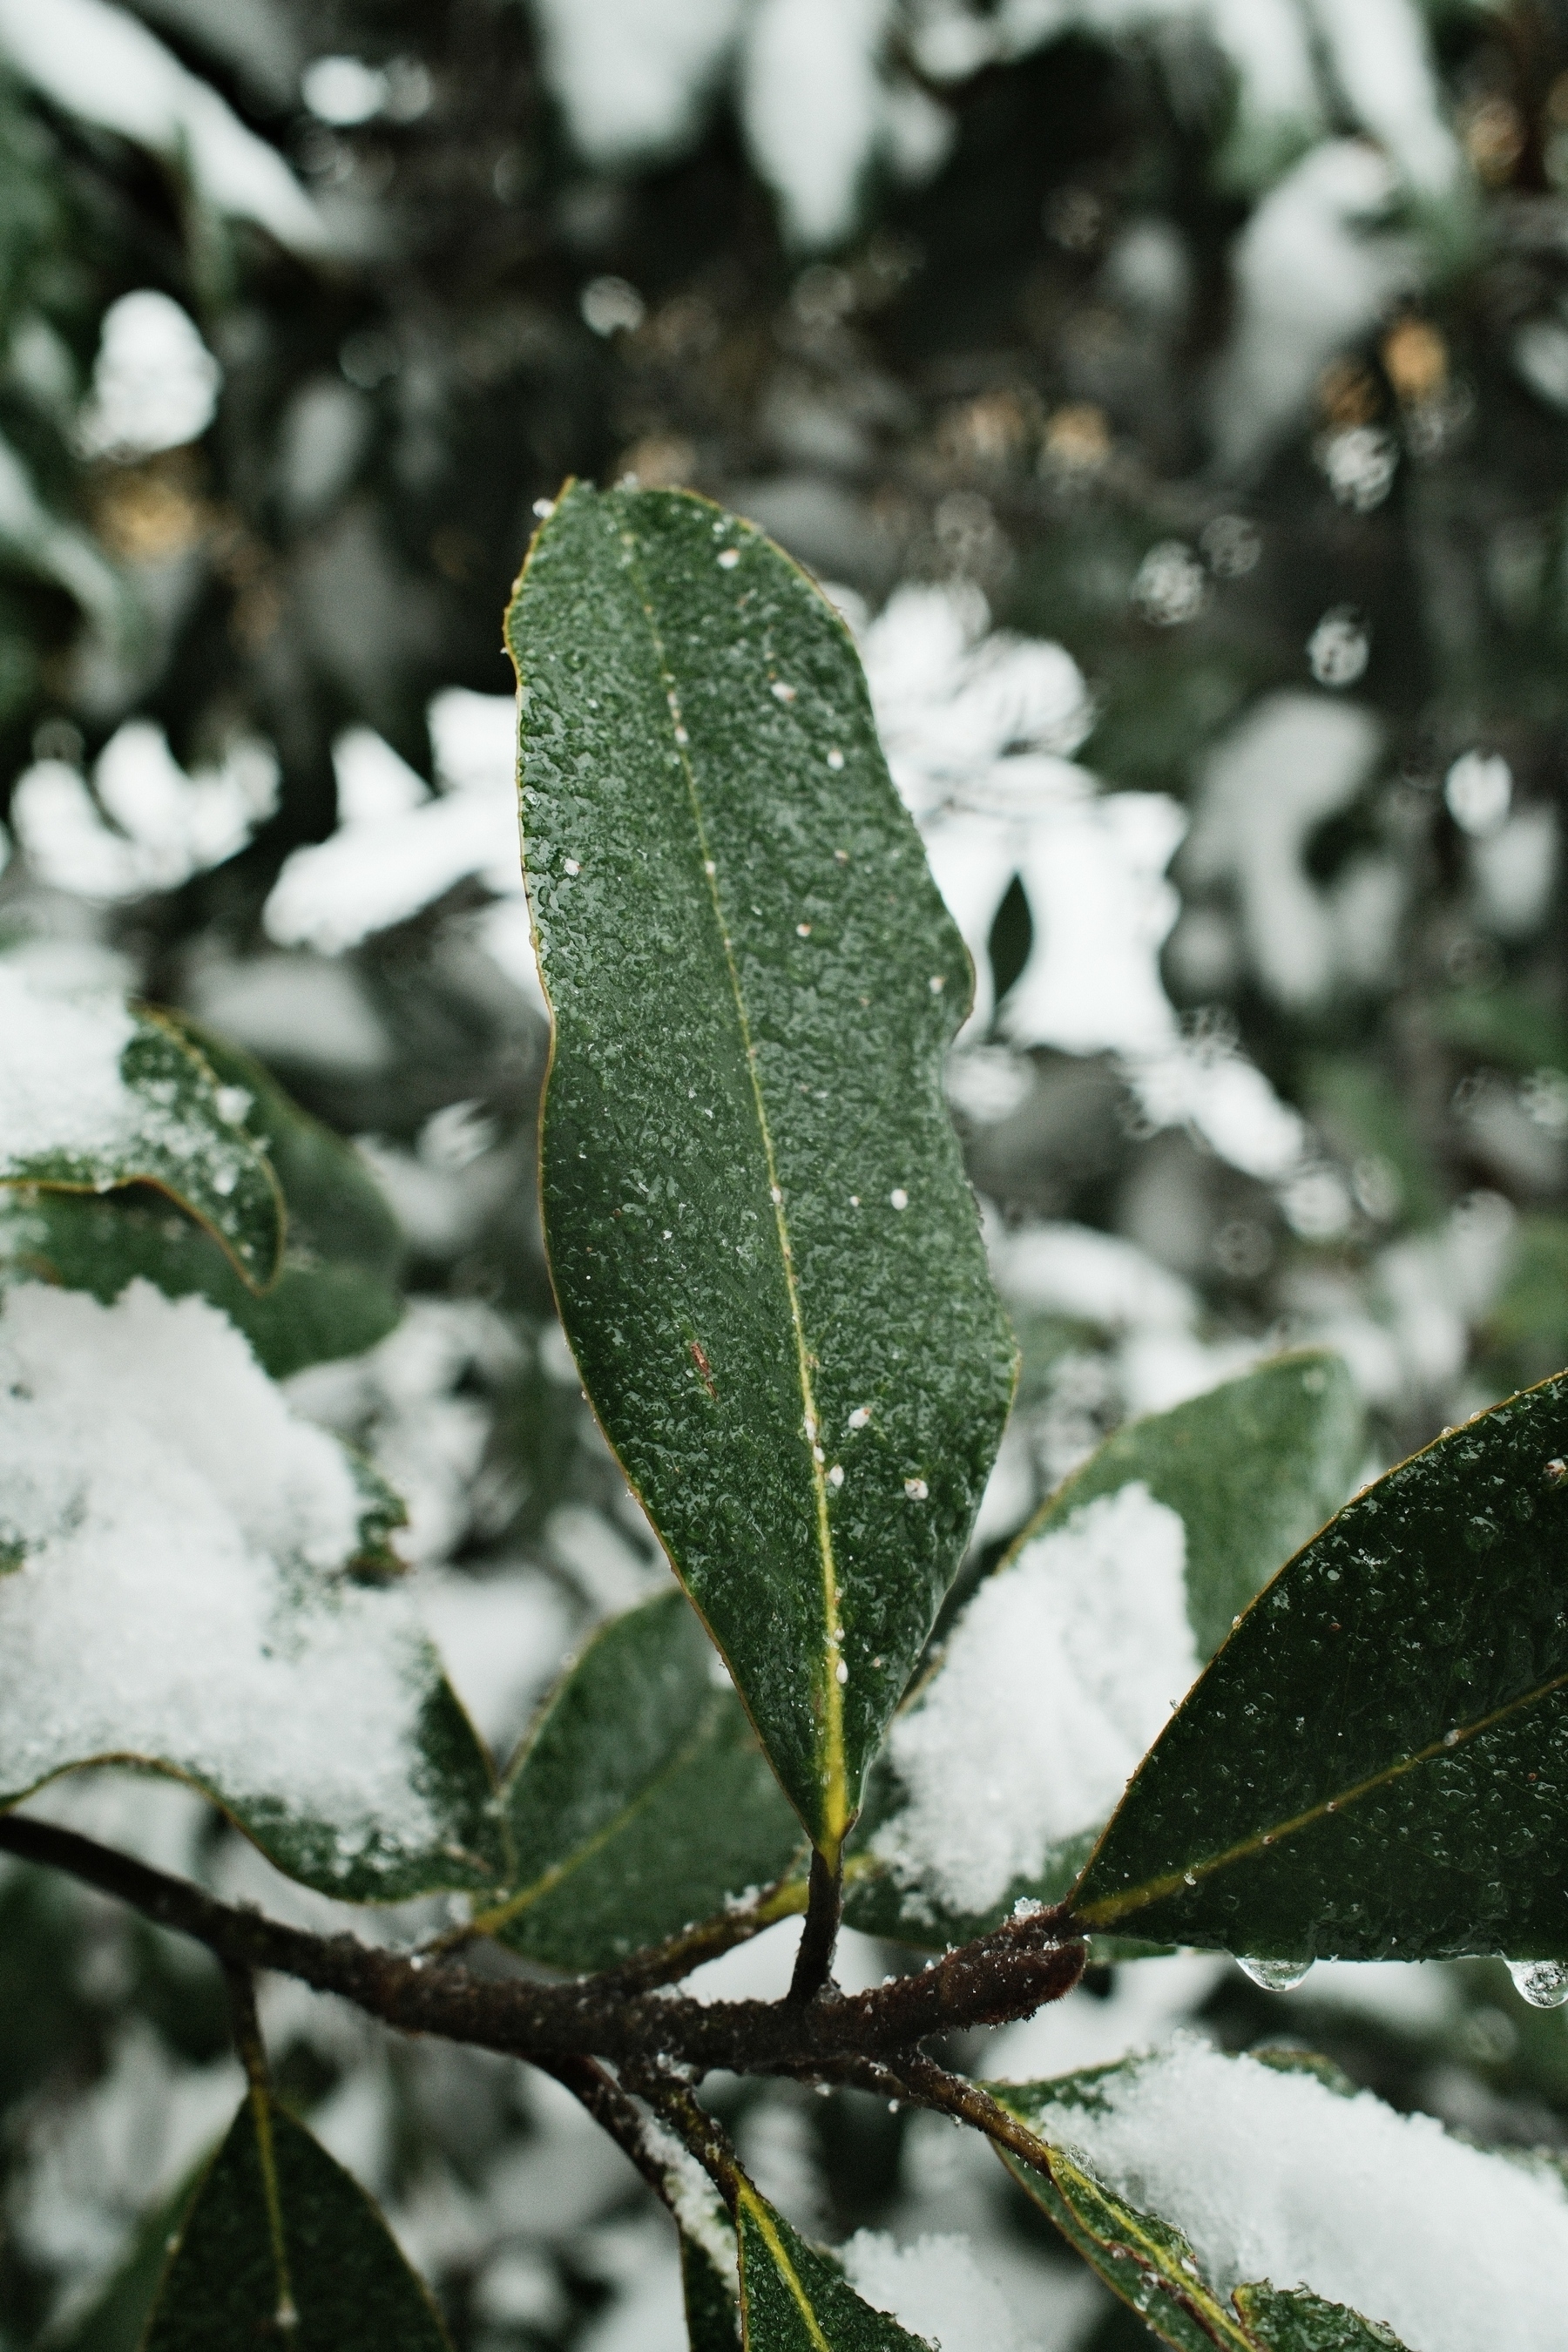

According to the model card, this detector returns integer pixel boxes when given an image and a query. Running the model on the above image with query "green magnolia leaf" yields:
[989,2072,1409,2352]
[142,2092,450,2349]
[506,482,1015,1862]
[0,1018,402,1378]
[0,1274,499,1902]
[1072,1369,1568,1959]
[736,2185,933,2350]
[1233,2281,1405,2351]
[0,968,282,1288]
[489,1589,805,1970]
[846,1352,1362,1944]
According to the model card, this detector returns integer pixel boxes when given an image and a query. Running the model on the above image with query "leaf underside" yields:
[681,2229,744,2352]
[507,483,1015,1858]
[494,1589,804,1971]
[142,2093,451,2350]
[736,2187,933,2350]
[989,2078,1408,2352]
[846,1350,1362,1945]
[1073,1369,1568,1959]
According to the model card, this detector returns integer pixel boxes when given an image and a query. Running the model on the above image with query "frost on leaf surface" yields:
[0,965,281,1287]
[874,1484,1197,1922]
[507,483,1015,1861]
[995,2038,1568,2352]
[0,1281,496,1896]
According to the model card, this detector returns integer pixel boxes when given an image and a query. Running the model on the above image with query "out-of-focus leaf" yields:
[0,971,282,1288]
[5,1014,405,1375]
[491,1590,803,1970]
[0,1278,500,1903]
[736,2184,932,2349]
[1072,1371,1568,1959]
[45,2172,203,2352]
[506,482,1015,1862]
[1479,1216,1568,1394]
[847,1353,1362,1945]
[141,2093,449,2349]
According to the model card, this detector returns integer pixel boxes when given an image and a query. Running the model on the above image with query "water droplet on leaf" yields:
[1509,1958,1568,2007]
[1237,1956,1313,1992]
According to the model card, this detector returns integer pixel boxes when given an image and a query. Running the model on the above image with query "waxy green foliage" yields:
[0,1004,283,1289]
[846,1351,1362,1943]
[736,2186,932,2349]
[1073,1370,1568,1958]
[990,2073,1407,2352]
[142,2093,450,2349]
[493,1589,804,1970]
[507,483,1016,1861]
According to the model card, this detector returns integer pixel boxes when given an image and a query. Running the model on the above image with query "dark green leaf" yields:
[1232,2281,1406,2351]
[142,2092,450,2349]
[1072,1370,1568,1959]
[490,1590,804,1970]
[735,2186,932,2349]
[0,980,282,1288]
[0,1186,402,1379]
[845,1353,1362,1943]
[506,483,1015,1861]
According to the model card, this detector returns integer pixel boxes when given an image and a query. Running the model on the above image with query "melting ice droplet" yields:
[1237,1956,1313,1992]
[1508,1958,1568,2008]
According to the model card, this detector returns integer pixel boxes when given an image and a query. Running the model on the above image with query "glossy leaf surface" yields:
[507,483,1015,1858]
[0,974,282,1288]
[990,2075,1407,2352]
[1073,1372,1568,1958]
[493,1590,804,1970]
[142,2093,450,2349]
[846,1352,1362,1944]
[736,2186,932,2349]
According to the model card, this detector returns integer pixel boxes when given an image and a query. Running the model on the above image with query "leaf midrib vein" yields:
[620,525,847,1856]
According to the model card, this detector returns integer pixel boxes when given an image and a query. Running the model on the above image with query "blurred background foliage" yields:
[5,2,1568,2347]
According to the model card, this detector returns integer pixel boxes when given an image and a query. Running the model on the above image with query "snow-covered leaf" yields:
[507,484,1014,1864]
[1075,1370,1568,1962]
[491,1591,803,1972]
[0,1019,401,1378]
[142,2092,449,2348]
[847,1354,1361,1943]
[0,1281,500,1900]
[0,968,283,1290]
[988,2036,1568,2352]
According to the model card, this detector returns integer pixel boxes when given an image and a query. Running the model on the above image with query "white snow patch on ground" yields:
[0,1281,441,1870]
[1029,2036,1568,2352]
[876,1483,1198,1916]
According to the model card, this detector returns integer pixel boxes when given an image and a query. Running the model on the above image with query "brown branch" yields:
[787,1848,841,2004]
[0,1815,1084,2078]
